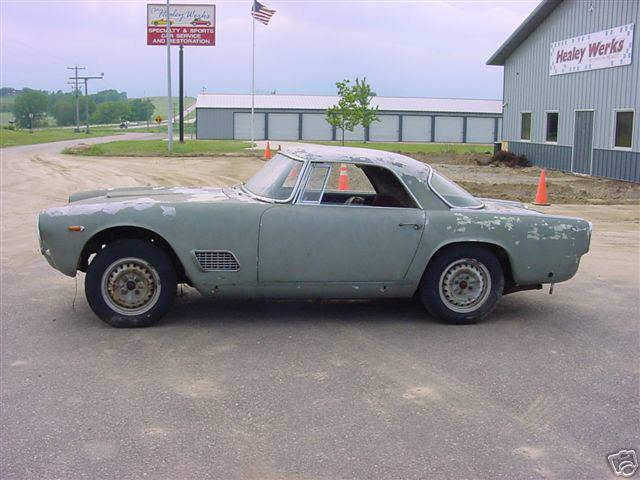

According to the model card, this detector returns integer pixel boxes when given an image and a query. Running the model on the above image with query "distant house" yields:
[195,94,502,144]
[488,0,639,183]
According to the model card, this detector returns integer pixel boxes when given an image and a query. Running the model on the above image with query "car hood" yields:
[67,186,261,205]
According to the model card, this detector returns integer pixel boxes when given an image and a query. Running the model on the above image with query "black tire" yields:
[85,239,177,328]
[420,245,504,325]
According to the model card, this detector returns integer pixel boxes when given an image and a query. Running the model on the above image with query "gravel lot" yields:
[1,137,638,479]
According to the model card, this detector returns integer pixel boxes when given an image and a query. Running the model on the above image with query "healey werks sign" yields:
[549,23,634,76]
[147,4,216,46]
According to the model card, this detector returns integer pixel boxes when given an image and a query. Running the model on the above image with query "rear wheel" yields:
[420,245,504,324]
[85,239,177,328]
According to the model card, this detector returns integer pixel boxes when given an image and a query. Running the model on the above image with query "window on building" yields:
[614,111,634,148]
[520,112,531,140]
[545,112,558,142]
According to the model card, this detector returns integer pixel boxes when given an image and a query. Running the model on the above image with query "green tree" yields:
[12,91,48,128]
[353,77,378,143]
[326,80,359,146]
[92,101,132,124]
[92,89,127,104]
[128,98,155,121]
[50,94,79,126]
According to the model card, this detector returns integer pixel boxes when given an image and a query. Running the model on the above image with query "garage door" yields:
[340,124,365,142]
[369,115,399,141]
[234,113,265,140]
[402,116,431,142]
[434,116,463,143]
[466,117,495,143]
[269,113,299,140]
[302,114,333,140]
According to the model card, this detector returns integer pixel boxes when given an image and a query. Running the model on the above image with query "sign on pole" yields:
[549,23,634,76]
[147,4,216,46]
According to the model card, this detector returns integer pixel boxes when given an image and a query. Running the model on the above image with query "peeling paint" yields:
[44,198,160,217]
[160,205,176,217]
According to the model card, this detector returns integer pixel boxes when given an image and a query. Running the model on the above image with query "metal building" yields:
[488,0,639,183]
[195,94,502,144]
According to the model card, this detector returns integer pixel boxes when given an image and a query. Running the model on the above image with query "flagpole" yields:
[250,15,255,149]
[166,0,173,153]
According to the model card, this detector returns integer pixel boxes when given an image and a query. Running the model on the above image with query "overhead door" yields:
[340,124,365,142]
[434,116,463,143]
[234,113,265,140]
[402,116,431,142]
[302,114,333,140]
[466,117,495,143]
[269,113,299,140]
[369,115,399,141]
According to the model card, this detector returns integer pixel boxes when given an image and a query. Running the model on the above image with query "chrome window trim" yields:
[241,152,308,204]
[297,163,332,205]
[427,168,485,210]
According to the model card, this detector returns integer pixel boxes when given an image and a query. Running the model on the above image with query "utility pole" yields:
[69,73,103,133]
[179,45,184,143]
[67,64,85,132]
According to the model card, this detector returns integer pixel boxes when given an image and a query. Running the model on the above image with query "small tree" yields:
[353,77,378,143]
[326,80,359,146]
[13,91,48,129]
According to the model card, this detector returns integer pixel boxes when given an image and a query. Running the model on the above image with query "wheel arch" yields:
[78,225,188,283]
[419,240,516,292]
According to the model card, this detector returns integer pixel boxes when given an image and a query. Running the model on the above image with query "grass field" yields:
[312,141,493,154]
[0,128,122,148]
[63,139,252,156]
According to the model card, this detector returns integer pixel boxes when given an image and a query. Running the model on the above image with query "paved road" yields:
[0,140,638,479]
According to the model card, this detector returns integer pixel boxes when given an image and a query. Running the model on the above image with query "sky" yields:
[0,0,541,100]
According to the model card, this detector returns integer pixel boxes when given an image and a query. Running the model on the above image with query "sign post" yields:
[147,3,216,146]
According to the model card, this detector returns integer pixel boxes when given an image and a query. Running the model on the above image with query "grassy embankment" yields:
[63,139,251,156]
[61,139,492,157]
[0,128,124,148]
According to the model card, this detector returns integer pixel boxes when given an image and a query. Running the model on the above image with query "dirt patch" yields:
[407,152,640,204]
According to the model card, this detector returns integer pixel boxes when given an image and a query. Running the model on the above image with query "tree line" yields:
[5,88,155,129]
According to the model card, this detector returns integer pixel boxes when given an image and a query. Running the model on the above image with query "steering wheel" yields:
[345,196,365,205]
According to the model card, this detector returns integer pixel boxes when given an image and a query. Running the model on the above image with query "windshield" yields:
[430,170,483,208]
[243,154,304,201]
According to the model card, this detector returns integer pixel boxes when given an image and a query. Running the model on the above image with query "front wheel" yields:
[420,245,504,324]
[85,239,177,328]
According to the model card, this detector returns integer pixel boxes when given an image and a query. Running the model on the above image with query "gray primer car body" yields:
[38,145,591,299]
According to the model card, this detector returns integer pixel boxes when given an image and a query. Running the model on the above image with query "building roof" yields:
[487,0,561,66]
[195,93,502,114]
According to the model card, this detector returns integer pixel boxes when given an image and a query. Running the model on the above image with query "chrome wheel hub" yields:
[101,258,161,315]
[439,259,491,313]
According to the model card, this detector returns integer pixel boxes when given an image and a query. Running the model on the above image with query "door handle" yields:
[398,223,423,230]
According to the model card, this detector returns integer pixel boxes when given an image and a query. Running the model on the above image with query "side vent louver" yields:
[194,250,240,271]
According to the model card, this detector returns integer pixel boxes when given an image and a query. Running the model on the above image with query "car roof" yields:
[280,144,432,178]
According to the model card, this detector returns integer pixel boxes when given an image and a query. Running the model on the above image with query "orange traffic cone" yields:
[532,169,550,206]
[264,142,272,160]
[338,163,349,190]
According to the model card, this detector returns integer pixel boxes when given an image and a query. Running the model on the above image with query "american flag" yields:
[251,0,276,25]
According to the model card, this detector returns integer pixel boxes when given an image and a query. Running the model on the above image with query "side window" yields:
[325,163,376,194]
[521,112,532,140]
[614,110,634,148]
[545,112,558,143]
[299,164,330,203]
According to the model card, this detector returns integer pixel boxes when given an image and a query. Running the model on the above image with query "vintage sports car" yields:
[38,145,592,328]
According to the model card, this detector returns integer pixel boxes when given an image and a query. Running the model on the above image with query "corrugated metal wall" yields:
[501,0,639,181]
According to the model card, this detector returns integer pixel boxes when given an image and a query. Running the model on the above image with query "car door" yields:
[258,162,425,283]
